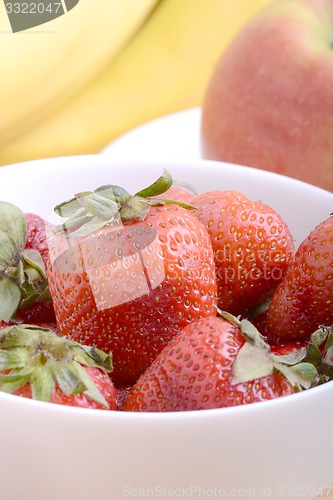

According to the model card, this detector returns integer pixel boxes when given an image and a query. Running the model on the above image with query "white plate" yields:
[101,108,202,160]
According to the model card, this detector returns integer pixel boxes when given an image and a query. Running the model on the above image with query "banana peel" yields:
[0,0,158,144]
[0,0,271,165]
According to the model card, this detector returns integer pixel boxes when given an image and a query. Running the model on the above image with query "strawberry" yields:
[153,184,196,205]
[267,215,333,340]
[116,384,133,410]
[15,300,56,324]
[123,314,316,412]
[250,311,308,351]
[269,341,309,357]
[25,213,53,268]
[0,202,51,324]
[47,171,217,385]
[191,190,295,316]
[250,310,274,339]
[22,213,56,323]
[0,324,117,410]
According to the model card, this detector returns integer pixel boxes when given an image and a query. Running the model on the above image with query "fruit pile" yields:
[0,171,332,411]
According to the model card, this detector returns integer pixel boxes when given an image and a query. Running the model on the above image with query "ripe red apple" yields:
[201,0,333,192]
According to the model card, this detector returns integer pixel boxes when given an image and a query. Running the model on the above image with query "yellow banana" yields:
[0,0,271,165]
[0,0,158,144]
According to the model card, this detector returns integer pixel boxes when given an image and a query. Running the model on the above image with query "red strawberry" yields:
[47,171,217,385]
[153,184,196,205]
[269,341,309,357]
[0,324,117,410]
[191,190,295,316]
[15,300,56,324]
[267,215,333,340]
[123,315,315,412]
[116,384,133,410]
[0,202,51,324]
[250,311,307,351]
[249,310,273,339]
[22,213,57,323]
[25,213,53,268]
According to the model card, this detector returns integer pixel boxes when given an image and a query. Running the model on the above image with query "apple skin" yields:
[201,0,333,192]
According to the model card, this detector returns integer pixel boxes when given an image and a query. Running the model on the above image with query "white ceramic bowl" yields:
[0,155,332,500]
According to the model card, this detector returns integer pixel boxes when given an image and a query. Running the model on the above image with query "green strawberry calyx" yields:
[53,169,196,238]
[0,324,113,407]
[220,311,318,391]
[0,202,50,323]
[303,325,333,383]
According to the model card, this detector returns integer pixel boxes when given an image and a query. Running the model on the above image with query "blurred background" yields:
[0,0,270,166]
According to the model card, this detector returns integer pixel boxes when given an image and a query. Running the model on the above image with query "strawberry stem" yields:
[53,169,196,239]
[134,169,172,198]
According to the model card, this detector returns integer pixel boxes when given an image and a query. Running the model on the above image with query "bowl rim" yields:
[0,153,332,197]
[0,377,332,420]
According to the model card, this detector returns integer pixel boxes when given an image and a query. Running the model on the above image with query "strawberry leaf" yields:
[0,277,21,322]
[53,361,86,396]
[0,325,32,348]
[54,211,93,234]
[30,366,55,402]
[75,344,113,371]
[135,169,172,198]
[95,185,130,203]
[0,202,26,255]
[0,366,33,382]
[311,326,330,348]
[270,348,307,366]
[75,191,119,221]
[72,362,109,408]
[229,314,319,390]
[22,249,46,277]
[274,362,317,390]
[119,196,155,221]
[0,204,50,322]
[301,325,333,382]
[54,197,84,218]
[64,217,120,240]
[0,348,28,370]
[0,368,31,394]
[232,342,274,384]
[240,319,270,349]
[53,170,194,237]
[154,198,197,210]
[323,330,333,359]
[218,310,241,327]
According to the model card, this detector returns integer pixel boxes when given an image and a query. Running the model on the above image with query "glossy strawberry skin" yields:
[47,205,217,385]
[25,213,53,268]
[13,366,117,410]
[267,215,333,340]
[116,385,133,410]
[251,311,308,352]
[153,185,194,204]
[122,316,295,412]
[22,213,56,324]
[191,190,294,316]
[16,300,56,324]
